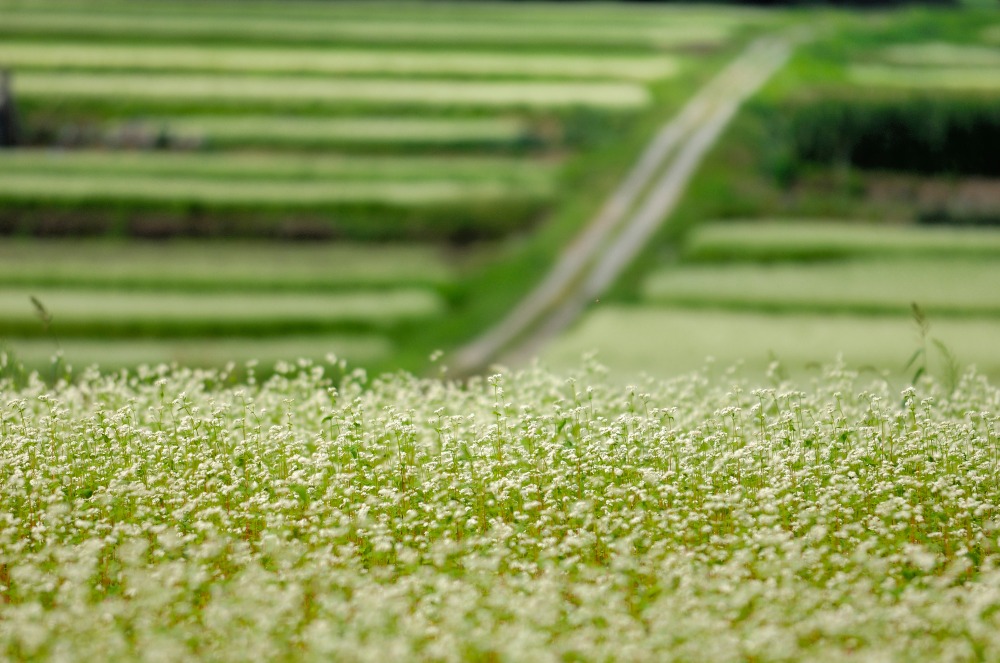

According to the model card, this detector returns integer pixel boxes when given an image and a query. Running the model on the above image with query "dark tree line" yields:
[0,70,18,148]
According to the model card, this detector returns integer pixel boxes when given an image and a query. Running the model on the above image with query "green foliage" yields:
[642,257,1000,317]
[545,306,1000,381]
[905,302,962,392]
[0,288,445,339]
[683,221,1000,262]
[757,95,1000,176]
[0,240,457,292]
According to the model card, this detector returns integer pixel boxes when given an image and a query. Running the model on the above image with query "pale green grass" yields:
[0,42,681,80]
[0,9,738,48]
[0,150,557,185]
[17,71,650,109]
[848,64,1000,90]
[4,334,391,370]
[682,221,1000,261]
[132,115,530,147]
[0,172,545,207]
[544,306,1000,379]
[0,287,444,332]
[642,258,1000,316]
[0,240,456,291]
[882,42,1000,67]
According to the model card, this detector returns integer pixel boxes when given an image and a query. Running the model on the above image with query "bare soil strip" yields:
[451,37,792,375]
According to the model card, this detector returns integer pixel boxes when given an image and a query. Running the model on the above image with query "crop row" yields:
[3,333,392,372]
[882,42,1000,67]
[0,240,457,291]
[546,305,1000,380]
[104,116,535,150]
[15,71,651,109]
[0,150,557,185]
[0,6,738,49]
[0,172,546,207]
[0,287,444,338]
[849,64,1000,91]
[642,258,1000,317]
[682,221,1000,261]
[0,42,681,81]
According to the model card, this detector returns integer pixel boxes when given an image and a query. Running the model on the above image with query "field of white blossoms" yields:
[1,355,998,661]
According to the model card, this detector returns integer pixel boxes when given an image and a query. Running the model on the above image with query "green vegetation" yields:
[882,42,1000,66]
[0,240,456,291]
[643,258,1000,316]
[0,151,557,183]
[3,3,1000,657]
[682,221,1000,261]
[123,116,533,150]
[563,6,1000,385]
[0,173,541,206]
[849,64,1000,90]
[1,361,998,659]
[17,72,652,109]
[0,5,741,48]
[546,307,1000,379]
[0,287,443,337]
[586,219,1000,381]
[1,0,758,372]
[4,334,391,371]
[766,96,1000,176]
[0,42,681,80]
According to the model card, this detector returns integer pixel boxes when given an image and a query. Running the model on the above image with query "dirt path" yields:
[451,36,793,375]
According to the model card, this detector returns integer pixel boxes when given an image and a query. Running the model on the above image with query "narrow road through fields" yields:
[451,35,793,375]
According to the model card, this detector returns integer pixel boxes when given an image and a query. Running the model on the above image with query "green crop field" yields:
[1,0,734,375]
[121,115,532,149]
[0,287,444,337]
[4,334,392,372]
[4,1,1000,658]
[545,306,1000,380]
[0,240,457,291]
[882,42,1000,67]
[0,151,557,184]
[681,221,1000,261]
[848,64,1000,90]
[115,116,534,150]
[0,42,681,80]
[642,258,1000,316]
[0,6,740,48]
[16,71,652,109]
[0,172,541,207]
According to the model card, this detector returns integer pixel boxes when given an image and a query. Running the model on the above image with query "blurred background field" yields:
[1,0,1000,384]
[545,4,1000,383]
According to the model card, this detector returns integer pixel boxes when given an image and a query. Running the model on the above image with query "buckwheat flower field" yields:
[1,356,998,661]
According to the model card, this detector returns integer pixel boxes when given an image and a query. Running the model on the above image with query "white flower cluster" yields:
[0,358,998,661]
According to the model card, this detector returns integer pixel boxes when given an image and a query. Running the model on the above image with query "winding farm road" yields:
[451,36,793,375]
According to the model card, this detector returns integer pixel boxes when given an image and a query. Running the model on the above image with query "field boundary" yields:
[451,35,793,375]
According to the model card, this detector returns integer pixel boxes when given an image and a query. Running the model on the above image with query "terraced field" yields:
[0,42,681,80]
[0,241,455,373]
[112,116,533,150]
[0,4,750,48]
[547,219,1000,381]
[0,0,763,374]
[0,241,456,291]
[542,8,1000,383]
[846,25,1000,90]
